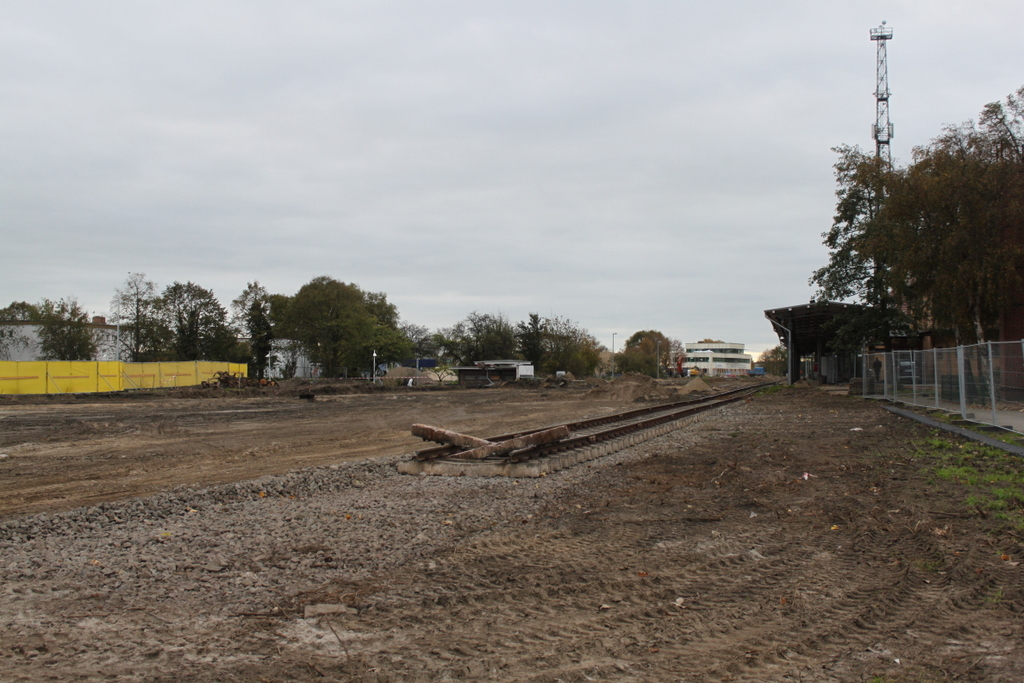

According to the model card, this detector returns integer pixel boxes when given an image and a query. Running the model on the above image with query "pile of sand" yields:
[678,377,712,394]
[385,367,427,378]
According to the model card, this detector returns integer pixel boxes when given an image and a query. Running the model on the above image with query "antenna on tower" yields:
[870,21,894,163]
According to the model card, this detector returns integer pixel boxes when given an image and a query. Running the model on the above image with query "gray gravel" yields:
[0,405,747,677]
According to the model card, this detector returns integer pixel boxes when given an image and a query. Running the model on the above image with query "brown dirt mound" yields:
[278,379,378,396]
[679,377,712,394]
[588,373,671,401]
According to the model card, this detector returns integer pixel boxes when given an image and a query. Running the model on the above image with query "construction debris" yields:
[453,426,571,460]
[411,424,571,460]
[200,372,279,389]
[411,424,493,449]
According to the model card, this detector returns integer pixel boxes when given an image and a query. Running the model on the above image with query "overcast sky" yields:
[3,1,1023,356]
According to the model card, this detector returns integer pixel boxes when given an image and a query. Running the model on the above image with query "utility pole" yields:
[870,21,894,163]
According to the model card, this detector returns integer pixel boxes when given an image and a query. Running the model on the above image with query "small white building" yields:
[684,341,752,377]
[453,360,535,387]
[0,318,119,361]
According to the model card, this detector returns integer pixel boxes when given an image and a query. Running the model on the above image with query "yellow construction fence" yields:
[0,361,248,395]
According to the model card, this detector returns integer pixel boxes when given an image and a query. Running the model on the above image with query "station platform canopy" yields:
[764,301,861,384]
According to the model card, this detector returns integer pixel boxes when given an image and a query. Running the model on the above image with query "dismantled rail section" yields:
[398,384,770,477]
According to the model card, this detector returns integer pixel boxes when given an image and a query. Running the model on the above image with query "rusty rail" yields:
[413,382,773,463]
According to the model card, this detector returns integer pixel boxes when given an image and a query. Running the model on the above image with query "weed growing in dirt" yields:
[910,435,1024,533]
[911,558,944,573]
[755,384,787,397]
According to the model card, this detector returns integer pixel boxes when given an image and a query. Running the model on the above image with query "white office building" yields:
[684,341,752,377]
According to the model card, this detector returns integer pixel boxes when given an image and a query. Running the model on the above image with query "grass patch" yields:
[908,434,1024,534]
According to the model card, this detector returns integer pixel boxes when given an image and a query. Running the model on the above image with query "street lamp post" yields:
[372,350,377,383]
[611,333,617,378]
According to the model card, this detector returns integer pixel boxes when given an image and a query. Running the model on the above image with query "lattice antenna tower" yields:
[870,21,894,163]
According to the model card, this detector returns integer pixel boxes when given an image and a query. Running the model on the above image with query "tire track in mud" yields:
[25,387,1011,682]
[329,516,906,680]
[281,392,1023,681]
[356,524,990,682]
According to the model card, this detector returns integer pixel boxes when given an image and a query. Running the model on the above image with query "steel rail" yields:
[414,382,773,462]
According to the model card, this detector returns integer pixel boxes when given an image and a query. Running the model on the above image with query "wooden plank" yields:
[458,425,571,460]
[411,424,494,449]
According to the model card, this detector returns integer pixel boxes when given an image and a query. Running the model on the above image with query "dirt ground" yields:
[3,380,1024,681]
[0,380,645,518]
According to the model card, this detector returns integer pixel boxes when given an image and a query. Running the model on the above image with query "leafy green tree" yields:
[538,316,602,377]
[159,282,236,361]
[758,345,788,376]
[356,324,412,372]
[36,297,97,360]
[441,312,519,366]
[979,84,1024,164]
[363,291,401,329]
[810,146,911,351]
[232,282,274,379]
[285,276,410,377]
[614,330,672,377]
[111,272,168,362]
[287,277,369,377]
[516,313,545,368]
[400,322,439,360]
[812,87,1024,347]
[0,301,38,321]
[886,122,1024,342]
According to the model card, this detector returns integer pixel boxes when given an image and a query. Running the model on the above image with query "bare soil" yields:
[2,380,1024,681]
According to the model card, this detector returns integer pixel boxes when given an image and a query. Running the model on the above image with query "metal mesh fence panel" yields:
[862,341,1023,435]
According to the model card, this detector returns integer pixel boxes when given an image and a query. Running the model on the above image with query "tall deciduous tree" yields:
[232,282,274,379]
[111,273,167,362]
[810,146,910,351]
[159,282,236,361]
[538,316,602,377]
[614,330,672,377]
[285,276,394,377]
[400,322,438,360]
[36,297,97,361]
[758,345,788,376]
[516,313,545,368]
[886,122,1024,342]
[812,86,1024,346]
[441,312,519,366]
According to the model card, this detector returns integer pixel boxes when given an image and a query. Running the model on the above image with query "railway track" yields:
[398,383,773,477]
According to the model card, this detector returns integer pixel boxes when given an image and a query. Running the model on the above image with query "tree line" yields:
[812,85,1024,349]
[1,274,685,379]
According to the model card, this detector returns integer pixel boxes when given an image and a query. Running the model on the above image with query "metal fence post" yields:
[911,350,918,405]
[862,350,867,397]
[888,352,894,401]
[957,346,967,419]
[988,341,997,427]
[860,352,868,395]
[933,347,939,408]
